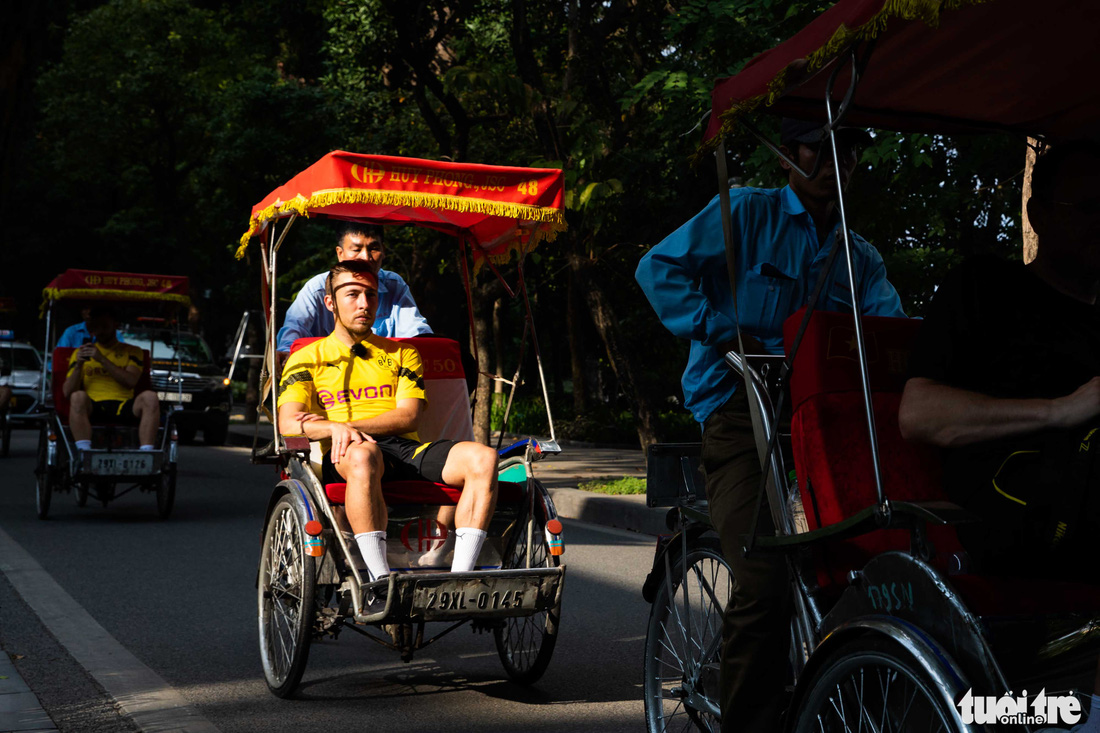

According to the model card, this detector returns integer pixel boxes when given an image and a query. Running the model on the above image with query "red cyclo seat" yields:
[783,309,962,588]
[324,480,526,506]
[52,346,153,424]
[785,309,1100,618]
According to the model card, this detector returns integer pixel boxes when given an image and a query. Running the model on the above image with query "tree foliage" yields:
[4,0,1025,447]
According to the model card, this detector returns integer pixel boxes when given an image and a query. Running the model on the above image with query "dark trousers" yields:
[702,387,791,733]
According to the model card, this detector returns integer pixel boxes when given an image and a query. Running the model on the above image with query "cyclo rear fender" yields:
[815,551,1008,701]
[256,478,339,586]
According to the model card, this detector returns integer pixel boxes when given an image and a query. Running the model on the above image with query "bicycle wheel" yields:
[787,635,966,733]
[35,430,53,520]
[644,536,731,733]
[258,494,316,698]
[494,491,561,684]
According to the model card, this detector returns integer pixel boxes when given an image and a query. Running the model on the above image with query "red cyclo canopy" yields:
[42,270,190,309]
[706,0,1100,143]
[238,151,566,263]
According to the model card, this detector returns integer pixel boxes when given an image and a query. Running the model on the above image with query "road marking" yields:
[0,526,219,733]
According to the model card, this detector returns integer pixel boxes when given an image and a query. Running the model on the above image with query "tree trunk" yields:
[1022,138,1040,264]
[576,262,660,451]
[470,278,504,445]
[566,249,588,415]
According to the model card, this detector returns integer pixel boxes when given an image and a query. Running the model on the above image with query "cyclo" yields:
[641,1,1100,731]
[35,269,189,520]
[238,151,568,698]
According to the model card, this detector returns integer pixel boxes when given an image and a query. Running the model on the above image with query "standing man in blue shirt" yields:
[57,307,125,348]
[636,119,906,732]
[276,224,432,353]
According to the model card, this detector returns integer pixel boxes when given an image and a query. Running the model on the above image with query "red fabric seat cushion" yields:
[324,480,525,506]
[52,346,153,423]
[783,310,962,588]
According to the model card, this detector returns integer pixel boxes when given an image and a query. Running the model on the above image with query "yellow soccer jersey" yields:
[67,342,144,403]
[277,334,426,441]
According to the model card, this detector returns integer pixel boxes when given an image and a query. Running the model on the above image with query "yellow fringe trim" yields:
[469,224,565,275]
[236,187,567,259]
[40,288,190,316]
[699,0,991,159]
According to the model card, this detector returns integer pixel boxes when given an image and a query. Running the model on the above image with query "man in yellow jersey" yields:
[63,307,160,452]
[277,260,499,584]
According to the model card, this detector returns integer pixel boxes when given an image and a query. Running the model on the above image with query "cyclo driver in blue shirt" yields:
[636,119,906,732]
[277,223,432,354]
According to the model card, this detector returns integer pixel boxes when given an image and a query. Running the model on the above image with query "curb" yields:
[0,653,56,733]
[547,488,667,536]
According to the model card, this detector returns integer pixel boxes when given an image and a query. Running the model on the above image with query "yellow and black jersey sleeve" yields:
[277,350,317,408]
[395,344,426,402]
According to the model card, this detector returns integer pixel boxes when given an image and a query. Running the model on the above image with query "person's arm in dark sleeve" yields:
[899,261,1100,445]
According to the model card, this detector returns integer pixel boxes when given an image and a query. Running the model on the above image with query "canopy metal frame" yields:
[254,215,559,454]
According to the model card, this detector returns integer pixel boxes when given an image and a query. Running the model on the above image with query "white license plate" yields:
[89,453,155,475]
[412,578,535,619]
[157,391,192,403]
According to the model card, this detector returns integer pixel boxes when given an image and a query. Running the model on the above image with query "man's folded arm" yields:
[348,398,423,437]
[898,376,1100,447]
[277,398,424,440]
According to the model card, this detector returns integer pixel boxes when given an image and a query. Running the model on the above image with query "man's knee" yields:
[70,391,91,413]
[455,442,498,489]
[343,442,383,478]
[134,390,158,415]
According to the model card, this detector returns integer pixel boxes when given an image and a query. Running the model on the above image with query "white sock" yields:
[354,531,390,582]
[451,528,487,573]
[75,440,92,451]
[139,444,154,451]
[418,530,456,567]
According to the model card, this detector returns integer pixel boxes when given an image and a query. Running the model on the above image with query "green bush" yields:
[578,476,646,495]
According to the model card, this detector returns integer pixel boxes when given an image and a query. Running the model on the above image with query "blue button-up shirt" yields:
[636,185,906,424]
[276,268,432,351]
[56,322,125,348]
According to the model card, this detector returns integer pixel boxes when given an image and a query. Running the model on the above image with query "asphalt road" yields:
[0,427,657,733]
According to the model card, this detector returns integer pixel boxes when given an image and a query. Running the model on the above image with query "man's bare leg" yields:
[337,442,390,581]
[132,391,159,448]
[440,442,499,572]
[69,391,93,444]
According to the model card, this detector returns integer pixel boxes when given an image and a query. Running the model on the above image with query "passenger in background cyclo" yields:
[62,306,160,454]
[276,223,432,354]
[636,119,907,732]
[900,141,1100,733]
[277,260,498,590]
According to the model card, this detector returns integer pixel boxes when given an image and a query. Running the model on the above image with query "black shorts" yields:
[89,399,138,425]
[321,436,458,486]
